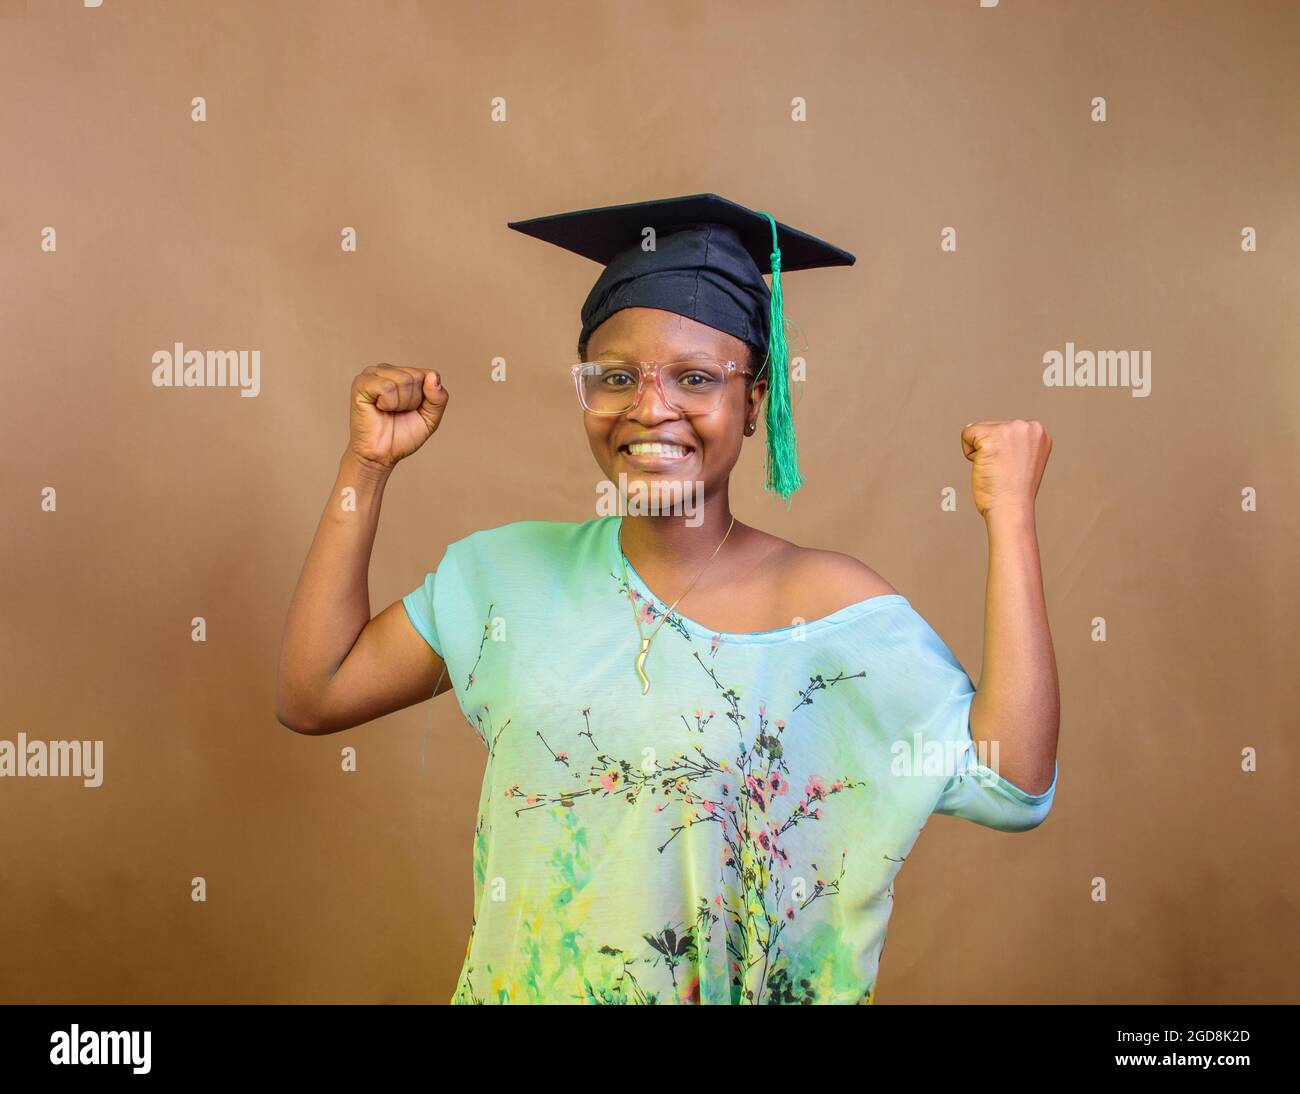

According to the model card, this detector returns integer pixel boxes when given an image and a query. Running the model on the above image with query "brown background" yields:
[1,0,1297,1003]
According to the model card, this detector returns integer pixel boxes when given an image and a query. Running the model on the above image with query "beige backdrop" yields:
[2,0,1297,1004]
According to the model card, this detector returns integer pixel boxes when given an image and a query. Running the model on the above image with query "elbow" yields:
[276,702,321,735]
[275,660,342,734]
[275,685,326,736]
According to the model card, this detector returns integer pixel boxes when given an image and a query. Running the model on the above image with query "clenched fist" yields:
[348,364,449,471]
[960,419,1052,519]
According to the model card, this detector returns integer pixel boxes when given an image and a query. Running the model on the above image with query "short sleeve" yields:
[401,547,449,658]
[889,602,1058,833]
[931,695,1059,832]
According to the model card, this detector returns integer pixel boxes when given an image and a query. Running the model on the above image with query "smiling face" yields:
[581,307,767,508]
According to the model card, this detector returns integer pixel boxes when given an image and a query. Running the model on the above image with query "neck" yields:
[617,484,739,570]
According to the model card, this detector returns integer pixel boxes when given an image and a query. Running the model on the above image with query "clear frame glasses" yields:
[571,356,749,416]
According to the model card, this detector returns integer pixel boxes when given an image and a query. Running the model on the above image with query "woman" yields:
[275,194,1060,1005]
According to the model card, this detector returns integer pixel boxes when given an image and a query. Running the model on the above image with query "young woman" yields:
[275,195,1060,1004]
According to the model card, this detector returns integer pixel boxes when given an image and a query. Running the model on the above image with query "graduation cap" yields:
[507,193,855,502]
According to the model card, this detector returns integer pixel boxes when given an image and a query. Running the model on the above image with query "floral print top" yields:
[402,515,1058,1004]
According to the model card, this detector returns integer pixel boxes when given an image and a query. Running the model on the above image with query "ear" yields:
[745,373,768,431]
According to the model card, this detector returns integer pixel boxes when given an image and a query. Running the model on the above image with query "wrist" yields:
[340,448,395,485]
[983,502,1036,534]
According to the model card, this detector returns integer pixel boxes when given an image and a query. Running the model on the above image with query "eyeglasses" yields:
[571,356,750,416]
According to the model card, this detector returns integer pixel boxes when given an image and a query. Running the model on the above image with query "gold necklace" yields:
[618,514,737,695]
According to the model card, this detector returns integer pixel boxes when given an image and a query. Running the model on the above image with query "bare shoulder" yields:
[788,545,897,598]
[750,533,898,617]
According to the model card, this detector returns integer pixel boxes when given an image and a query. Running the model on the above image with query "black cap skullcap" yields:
[507,193,855,501]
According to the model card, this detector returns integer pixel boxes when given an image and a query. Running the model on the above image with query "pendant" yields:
[635,637,651,695]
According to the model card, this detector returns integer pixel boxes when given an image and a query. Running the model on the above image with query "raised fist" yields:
[348,364,449,470]
[960,419,1052,519]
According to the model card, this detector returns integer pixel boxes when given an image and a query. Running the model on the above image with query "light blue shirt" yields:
[403,515,1057,1004]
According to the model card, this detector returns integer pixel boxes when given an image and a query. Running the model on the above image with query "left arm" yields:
[962,419,1060,796]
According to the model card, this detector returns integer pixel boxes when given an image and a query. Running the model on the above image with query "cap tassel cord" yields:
[757,211,803,503]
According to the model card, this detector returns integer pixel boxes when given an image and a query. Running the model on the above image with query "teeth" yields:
[627,442,689,457]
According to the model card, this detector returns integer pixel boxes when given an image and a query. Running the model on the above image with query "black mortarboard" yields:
[508,193,855,502]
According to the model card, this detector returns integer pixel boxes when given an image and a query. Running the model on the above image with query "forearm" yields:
[275,450,394,720]
[968,505,1060,795]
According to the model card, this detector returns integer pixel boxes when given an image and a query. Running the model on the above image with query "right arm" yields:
[275,364,452,735]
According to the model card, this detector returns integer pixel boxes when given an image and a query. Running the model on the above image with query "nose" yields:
[627,370,682,423]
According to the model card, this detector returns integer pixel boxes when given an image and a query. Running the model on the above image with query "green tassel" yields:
[756,211,803,503]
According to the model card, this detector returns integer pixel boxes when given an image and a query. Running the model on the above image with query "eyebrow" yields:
[592,350,716,361]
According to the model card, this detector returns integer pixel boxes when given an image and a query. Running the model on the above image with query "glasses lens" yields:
[577,358,733,414]
[578,362,640,413]
[661,359,729,411]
